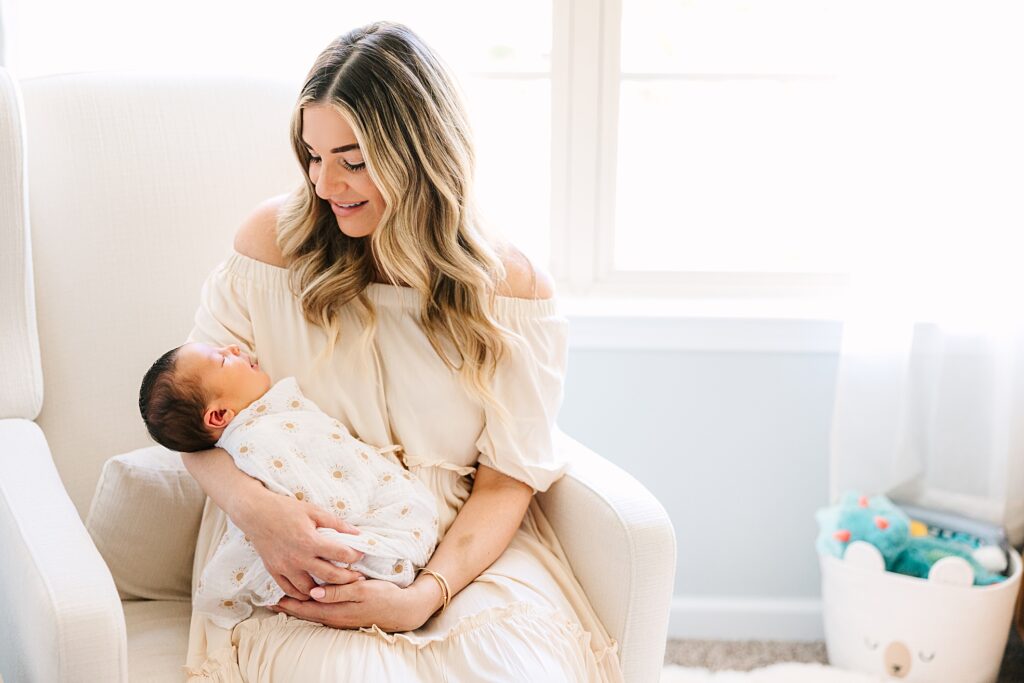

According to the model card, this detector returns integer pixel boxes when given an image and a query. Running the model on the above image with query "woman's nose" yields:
[315,162,346,199]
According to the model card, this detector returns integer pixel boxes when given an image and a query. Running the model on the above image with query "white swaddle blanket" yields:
[194,377,439,628]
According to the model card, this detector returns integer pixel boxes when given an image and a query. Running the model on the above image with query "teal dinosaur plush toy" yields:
[816,493,910,569]
[816,492,1005,586]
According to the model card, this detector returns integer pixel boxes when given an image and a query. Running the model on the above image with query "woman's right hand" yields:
[234,486,366,600]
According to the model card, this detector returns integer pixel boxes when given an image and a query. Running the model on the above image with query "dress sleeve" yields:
[185,257,256,354]
[474,298,570,493]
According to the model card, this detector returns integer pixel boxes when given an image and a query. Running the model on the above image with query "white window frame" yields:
[550,0,849,302]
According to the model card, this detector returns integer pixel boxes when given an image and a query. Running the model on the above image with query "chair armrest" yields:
[0,419,127,683]
[536,428,677,683]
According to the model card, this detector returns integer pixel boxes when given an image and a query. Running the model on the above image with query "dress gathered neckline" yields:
[224,249,560,318]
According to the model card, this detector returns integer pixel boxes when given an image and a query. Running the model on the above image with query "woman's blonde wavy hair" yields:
[277,21,525,423]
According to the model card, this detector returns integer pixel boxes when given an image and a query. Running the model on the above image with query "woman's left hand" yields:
[269,578,434,633]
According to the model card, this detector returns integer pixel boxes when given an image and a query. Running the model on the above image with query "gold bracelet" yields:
[418,568,451,614]
[419,568,450,612]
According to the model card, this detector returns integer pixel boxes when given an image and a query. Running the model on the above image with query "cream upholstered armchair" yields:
[0,67,676,682]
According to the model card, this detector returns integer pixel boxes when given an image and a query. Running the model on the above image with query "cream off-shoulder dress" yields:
[183,251,624,682]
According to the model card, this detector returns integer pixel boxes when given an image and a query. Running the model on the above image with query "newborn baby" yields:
[138,342,439,628]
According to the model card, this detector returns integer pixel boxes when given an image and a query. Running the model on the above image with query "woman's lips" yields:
[331,200,368,217]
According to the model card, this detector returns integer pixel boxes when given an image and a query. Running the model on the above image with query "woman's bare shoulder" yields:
[495,244,555,300]
[233,194,289,267]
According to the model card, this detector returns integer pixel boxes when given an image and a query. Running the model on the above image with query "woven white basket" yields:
[820,542,1022,682]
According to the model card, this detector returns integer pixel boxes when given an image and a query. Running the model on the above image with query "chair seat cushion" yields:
[124,599,192,682]
[86,445,206,600]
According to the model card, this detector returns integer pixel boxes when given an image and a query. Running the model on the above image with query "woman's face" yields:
[302,104,385,239]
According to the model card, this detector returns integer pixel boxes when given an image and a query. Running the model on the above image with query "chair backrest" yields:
[0,69,43,421]
[9,69,300,515]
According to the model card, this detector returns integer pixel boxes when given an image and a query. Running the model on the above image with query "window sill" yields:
[560,295,846,354]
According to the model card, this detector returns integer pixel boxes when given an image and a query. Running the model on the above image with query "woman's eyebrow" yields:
[301,139,359,154]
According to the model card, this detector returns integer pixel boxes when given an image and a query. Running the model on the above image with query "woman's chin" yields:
[337,219,376,239]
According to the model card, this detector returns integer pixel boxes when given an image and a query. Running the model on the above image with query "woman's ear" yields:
[204,406,236,430]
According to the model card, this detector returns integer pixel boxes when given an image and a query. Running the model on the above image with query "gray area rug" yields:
[665,626,1024,681]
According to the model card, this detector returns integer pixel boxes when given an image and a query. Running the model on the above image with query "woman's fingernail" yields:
[310,587,326,599]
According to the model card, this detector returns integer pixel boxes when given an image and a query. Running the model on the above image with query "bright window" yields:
[5,0,1023,299]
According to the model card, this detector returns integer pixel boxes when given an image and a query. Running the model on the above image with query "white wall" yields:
[559,316,843,640]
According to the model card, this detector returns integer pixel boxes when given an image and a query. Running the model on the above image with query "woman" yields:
[183,21,623,681]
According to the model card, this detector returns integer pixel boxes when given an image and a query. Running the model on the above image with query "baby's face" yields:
[176,342,272,414]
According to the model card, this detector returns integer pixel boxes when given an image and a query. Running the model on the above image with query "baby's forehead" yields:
[175,343,214,379]
[179,341,216,361]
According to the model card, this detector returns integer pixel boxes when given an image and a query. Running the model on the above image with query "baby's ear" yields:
[205,407,234,429]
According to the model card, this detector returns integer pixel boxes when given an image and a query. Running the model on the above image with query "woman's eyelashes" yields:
[308,155,366,172]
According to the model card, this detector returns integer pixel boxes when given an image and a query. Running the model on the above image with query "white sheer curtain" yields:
[828,1,1024,544]
[831,310,1024,544]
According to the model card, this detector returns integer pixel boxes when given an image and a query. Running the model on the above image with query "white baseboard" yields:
[669,595,825,641]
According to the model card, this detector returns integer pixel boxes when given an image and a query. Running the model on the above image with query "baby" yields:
[138,341,439,628]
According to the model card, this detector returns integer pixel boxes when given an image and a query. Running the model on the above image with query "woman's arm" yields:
[182,448,367,599]
[181,448,265,521]
[271,464,533,630]
[409,464,534,613]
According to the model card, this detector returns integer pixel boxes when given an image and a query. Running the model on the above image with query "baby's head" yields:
[139,342,272,452]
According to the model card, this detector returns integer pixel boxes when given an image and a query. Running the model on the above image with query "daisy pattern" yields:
[378,472,397,487]
[250,399,270,415]
[217,597,250,622]
[230,567,247,586]
[292,486,311,502]
[328,496,351,516]
[236,442,255,458]
[265,455,288,473]
[289,445,306,461]
[328,464,350,482]
[279,420,298,433]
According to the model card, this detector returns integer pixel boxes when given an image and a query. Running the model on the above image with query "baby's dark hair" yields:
[139,346,216,453]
